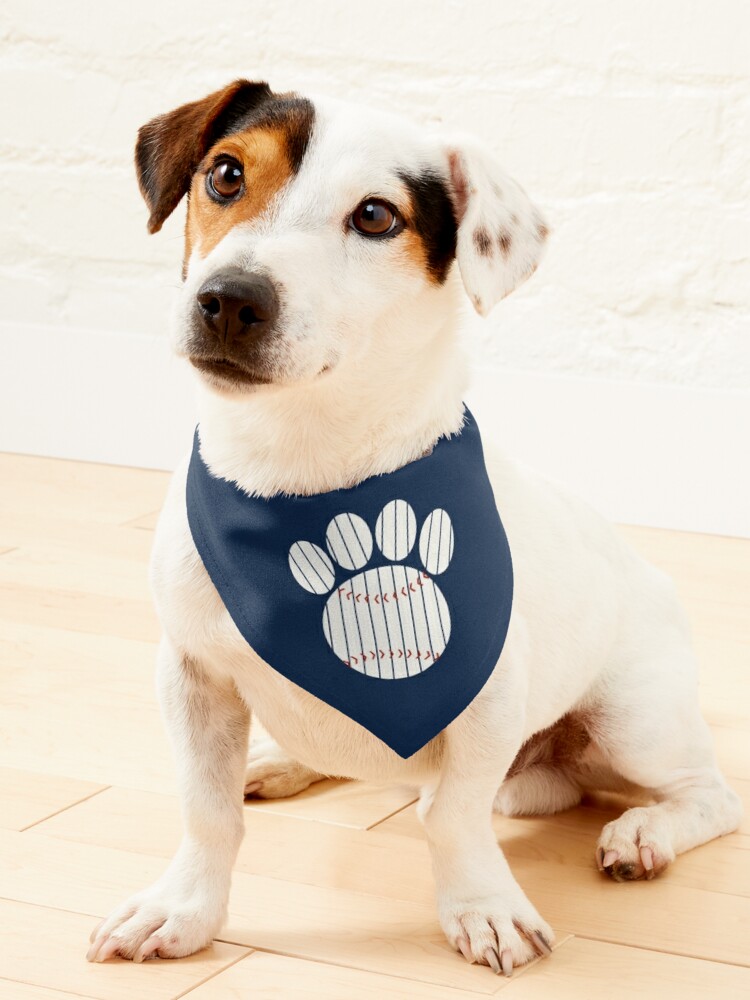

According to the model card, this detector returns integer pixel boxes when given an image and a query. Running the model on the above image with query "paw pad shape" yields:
[289,501,454,678]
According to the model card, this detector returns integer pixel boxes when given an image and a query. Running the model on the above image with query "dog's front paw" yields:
[440,893,554,975]
[86,882,225,963]
[245,736,324,798]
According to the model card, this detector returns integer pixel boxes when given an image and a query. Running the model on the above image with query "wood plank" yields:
[35,782,750,905]
[0,898,249,1000]
[0,540,155,602]
[616,525,750,602]
[0,453,168,527]
[185,951,508,999]
[0,766,105,831]
[39,783,420,866]
[0,982,99,1000]
[242,776,417,830]
[36,788,434,903]
[0,623,173,793]
[0,829,569,994]
[124,510,160,531]
[0,511,153,560]
[0,581,159,642]
[499,936,750,1000]
[696,638,750,730]
[712,725,750,782]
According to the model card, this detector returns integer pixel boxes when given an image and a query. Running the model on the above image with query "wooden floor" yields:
[0,451,748,1000]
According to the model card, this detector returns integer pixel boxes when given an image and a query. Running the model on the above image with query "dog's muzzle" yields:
[188,268,281,385]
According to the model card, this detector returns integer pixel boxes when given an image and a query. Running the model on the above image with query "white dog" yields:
[87,80,741,975]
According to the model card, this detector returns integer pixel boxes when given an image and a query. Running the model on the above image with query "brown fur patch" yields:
[396,228,430,274]
[136,80,273,234]
[134,80,314,249]
[187,127,294,260]
[537,221,549,241]
[506,712,591,780]
[398,169,458,284]
[447,150,469,221]
[498,230,513,257]
[473,227,493,256]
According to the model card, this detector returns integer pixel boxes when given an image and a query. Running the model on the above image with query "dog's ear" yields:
[135,79,272,234]
[444,135,549,316]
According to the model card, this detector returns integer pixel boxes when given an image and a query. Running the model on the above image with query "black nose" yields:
[195,269,279,349]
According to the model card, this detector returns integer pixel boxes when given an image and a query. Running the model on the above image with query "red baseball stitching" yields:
[343,648,441,666]
[337,570,431,605]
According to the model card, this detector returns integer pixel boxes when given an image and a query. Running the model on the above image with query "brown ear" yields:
[135,79,272,234]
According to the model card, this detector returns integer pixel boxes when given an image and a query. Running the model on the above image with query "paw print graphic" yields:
[288,501,454,678]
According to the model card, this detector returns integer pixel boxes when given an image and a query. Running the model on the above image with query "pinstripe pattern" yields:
[374,499,417,561]
[419,508,454,575]
[291,503,455,679]
[288,541,335,594]
[321,566,451,678]
[325,512,372,570]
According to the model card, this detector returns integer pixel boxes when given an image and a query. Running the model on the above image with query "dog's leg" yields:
[593,647,742,881]
[495,766,582,816]
[421,691,555,975]
[245,735,326,798]
[87,638,249,962]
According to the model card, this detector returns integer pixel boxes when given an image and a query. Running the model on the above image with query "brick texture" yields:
[2,0,748,388]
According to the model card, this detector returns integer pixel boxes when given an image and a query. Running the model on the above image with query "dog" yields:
[87,80,742,974]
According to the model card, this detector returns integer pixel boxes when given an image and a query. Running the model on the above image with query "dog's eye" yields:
[350,199,400,237]
[207,158,244,201]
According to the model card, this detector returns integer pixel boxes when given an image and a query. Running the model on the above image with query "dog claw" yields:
[601,849,619,868]
[134,933,162,963]
[500,948,514,977]
[484,947,502,974]
[640,845,655,877]
[89,937,121,963]
[596,846,605,871]
[89,920,104,944]
[530,930,552,956]
[85,935,105,962]
[457,937,474,963]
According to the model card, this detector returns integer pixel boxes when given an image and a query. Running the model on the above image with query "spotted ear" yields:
[445,135,549,316]
[134,79,272,234]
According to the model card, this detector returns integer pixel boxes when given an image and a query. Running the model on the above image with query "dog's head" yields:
[136,80,548,394]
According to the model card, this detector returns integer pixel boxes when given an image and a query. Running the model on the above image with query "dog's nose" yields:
[195,269,279,348]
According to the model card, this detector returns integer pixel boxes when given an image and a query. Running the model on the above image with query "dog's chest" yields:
[151,465,436,781]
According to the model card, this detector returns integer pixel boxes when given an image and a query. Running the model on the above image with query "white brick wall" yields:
[1,0,749,532]
[3,0,748,388]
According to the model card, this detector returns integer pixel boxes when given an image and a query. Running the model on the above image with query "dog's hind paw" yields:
[596,806,676,881]
[245,737,325,799]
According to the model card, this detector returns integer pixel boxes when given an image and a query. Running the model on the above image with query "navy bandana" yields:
[186,408,513,758]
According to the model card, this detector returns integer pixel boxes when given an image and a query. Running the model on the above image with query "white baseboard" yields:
[2,322,748,537]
